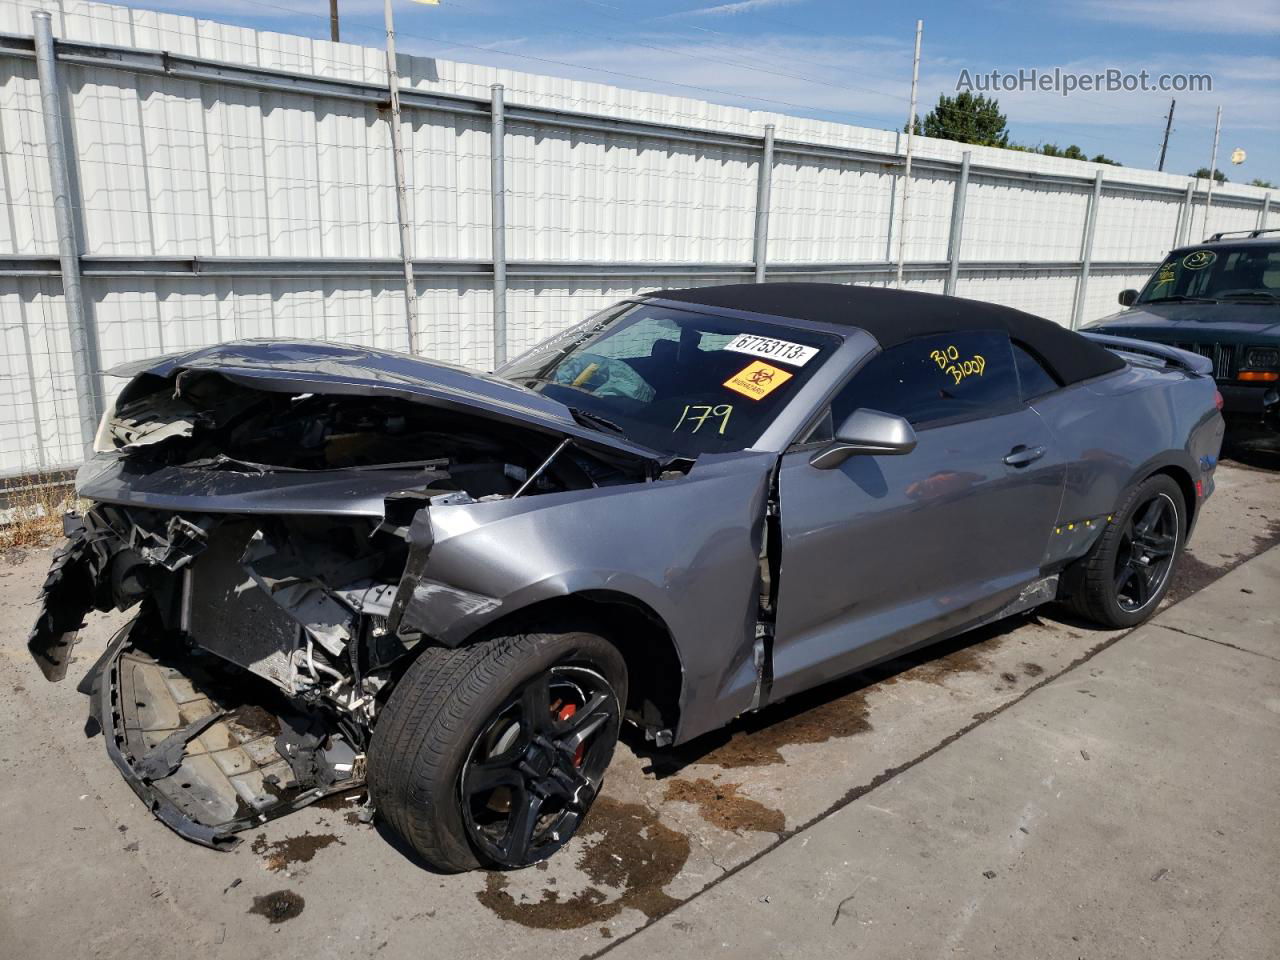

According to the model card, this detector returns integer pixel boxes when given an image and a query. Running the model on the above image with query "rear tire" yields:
[1064,474,1186,629]
[368,626,626,872]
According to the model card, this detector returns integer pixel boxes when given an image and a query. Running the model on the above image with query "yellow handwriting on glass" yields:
[674,403,733,435]
[930,346,986,385]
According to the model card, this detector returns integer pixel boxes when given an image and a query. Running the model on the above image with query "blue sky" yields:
[131,0,1279,183]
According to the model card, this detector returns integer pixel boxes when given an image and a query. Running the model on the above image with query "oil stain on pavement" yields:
[669,689,873,770]
[663,778,785,834]
[476,796,690,929]
[251,831,344,872]
[248,889,305,923]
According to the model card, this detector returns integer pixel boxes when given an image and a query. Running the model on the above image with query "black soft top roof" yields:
[647,282,1124,385]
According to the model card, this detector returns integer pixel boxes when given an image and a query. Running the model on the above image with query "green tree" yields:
[1249,177,1276,188]
[1034,144,1120,165]
[906,91,1121,165]
[1193,167,1228,183]
[909,91,1010,147]
[1039,143,1087,160]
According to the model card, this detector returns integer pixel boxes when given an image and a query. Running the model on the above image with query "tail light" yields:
[1214,390,1224,411]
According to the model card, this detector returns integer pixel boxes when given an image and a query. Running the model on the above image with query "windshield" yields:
[1137,244,1280,304]
[499,303,840,457]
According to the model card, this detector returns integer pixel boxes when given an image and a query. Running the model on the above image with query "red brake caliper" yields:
[556,703,586,767]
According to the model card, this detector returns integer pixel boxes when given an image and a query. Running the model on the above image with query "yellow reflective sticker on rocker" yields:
[723,360,792,400]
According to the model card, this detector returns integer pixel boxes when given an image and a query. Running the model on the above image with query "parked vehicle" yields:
[1088,229,1280,449]
[29,284,1223,871]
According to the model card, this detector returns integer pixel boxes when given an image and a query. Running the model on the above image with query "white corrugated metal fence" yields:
[0,0,1275,475]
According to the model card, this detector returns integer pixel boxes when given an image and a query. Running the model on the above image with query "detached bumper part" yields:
[27,515,94,682]
[96,619,363,850]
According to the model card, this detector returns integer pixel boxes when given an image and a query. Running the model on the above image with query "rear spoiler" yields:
[1080,332,1214,376]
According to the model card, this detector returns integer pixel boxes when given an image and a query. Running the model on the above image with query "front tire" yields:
[367,626,627,872]
[1064,474,1186,629]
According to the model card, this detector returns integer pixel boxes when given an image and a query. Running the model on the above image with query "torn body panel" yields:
[29,341,668,846]
[389,451,776,745]
[103,340,664,464]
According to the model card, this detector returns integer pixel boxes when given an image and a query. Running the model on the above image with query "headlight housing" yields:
[1243,346,1279,370]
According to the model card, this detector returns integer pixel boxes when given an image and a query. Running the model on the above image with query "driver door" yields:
[769,330,1065,702]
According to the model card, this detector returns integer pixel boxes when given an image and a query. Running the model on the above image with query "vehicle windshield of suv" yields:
[1137,244,1280,304]
[500,303,840,457]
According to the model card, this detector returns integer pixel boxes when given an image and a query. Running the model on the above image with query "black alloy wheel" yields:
[459,664,620,867]
[1063,472,1187,629]
[1113,491,1180,613]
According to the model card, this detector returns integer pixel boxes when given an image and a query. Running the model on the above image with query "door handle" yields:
[1003,444,1047,467]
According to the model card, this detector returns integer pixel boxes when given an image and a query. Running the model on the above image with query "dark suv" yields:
[1087,229,1280,449]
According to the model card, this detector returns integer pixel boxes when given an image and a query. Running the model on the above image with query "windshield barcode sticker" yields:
[723,334,819,367]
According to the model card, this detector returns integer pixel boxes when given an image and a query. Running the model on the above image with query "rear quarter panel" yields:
[1032,364,1223,551]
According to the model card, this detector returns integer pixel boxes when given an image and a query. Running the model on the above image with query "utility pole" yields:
[329,0,339,43]
[896,18,922,289]
[384,0,418,353]
[1203,105,1222,237]
[1157,98,1174,171]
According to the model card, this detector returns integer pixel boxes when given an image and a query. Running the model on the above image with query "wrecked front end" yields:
[28,344,659,848]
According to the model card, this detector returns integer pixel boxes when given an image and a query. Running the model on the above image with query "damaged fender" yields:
[390,451,776,744]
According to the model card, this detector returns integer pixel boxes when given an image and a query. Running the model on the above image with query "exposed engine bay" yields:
[29,361,657,847]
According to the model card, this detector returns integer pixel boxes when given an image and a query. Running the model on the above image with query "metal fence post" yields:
[490,84,508,366]
[1070,170,1104,331]
[943,150,970,297]
[1174,181,1193,248]
[1258,193,1272,231]
[32,11,99,457]
[753,124,774,283]
[383,0,417,354]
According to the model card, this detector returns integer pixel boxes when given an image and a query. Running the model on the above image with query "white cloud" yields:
[444,32,917,124]
[1078,0,1280,34]
[668,0,802,19]
[414,30,1277,175]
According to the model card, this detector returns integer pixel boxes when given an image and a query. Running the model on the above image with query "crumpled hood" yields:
[109,339,664,463]
[1087,303,1280,341]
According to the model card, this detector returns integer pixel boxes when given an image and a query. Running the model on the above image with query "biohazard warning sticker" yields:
[723,360,792,400]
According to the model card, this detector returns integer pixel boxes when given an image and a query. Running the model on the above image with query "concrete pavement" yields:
[604,546,1280,960]
[0,460,1276,959]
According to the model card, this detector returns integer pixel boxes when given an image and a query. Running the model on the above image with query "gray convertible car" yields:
[29,284,1223,871]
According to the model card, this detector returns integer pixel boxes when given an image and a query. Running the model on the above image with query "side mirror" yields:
[1118,289,1138,307]
[810,408,917,470]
